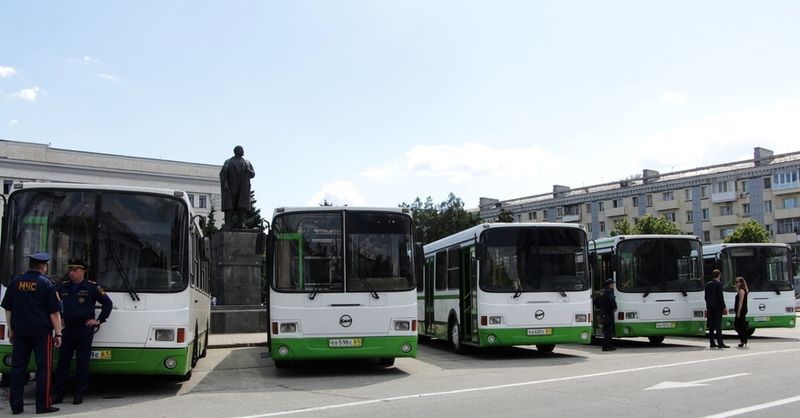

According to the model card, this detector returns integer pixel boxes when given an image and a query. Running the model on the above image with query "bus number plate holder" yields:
[655,322,676,329]
[329,338,363,348]
[753,316,770,322]
[90,350,112,360]
[527,328,553,336]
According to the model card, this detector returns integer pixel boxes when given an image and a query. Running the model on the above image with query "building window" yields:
[742,203,750,216]
[646,194,653,207]
[714,181,732,194]
[703,230,711,242]
[740,180,749,194]
[3,179,12,195]
[587,223,592,233]
[598,202,605,212]
[586,203,592,214]
[720,204,733,216]
[701,186,708,199]
[720,228,734,240]
[662,191,674,201]
[557,207,564,217]
[686,210,693,223]
[199,195,207,209]
[632,196,639,207]
[612,198,623,208]
[765,200,773,213]
[665,212,676,222]
[764,177,771,189]
[187,193,195,207]
[773,170,800,191]
[685,188,693,201]
[600,221,605,232]
[702,208,709,220]
[776,219,795,235]
[784,197,797,209]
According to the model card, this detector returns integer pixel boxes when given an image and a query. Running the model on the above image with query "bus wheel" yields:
[200,322,209,358]
[173,370,192,382]
[449,319,463,354]
[648,336,665,345]
[191,326,200,368]
[379,357,395,367]
[536,344,555,353]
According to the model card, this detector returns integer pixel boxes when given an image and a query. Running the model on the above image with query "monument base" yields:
[211,305,268,333]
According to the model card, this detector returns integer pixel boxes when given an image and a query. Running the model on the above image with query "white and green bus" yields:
[419,223,593,353]
[0,183,211,379]
[702,243,796,334]
[590,235,706,344]
[266,207,419,367]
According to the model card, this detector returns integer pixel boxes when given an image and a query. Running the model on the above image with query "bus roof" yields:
[11,182,187,198]
[703,242,792,257]
[424,222,585,253]
[273,206,411,217]
[591,234,701,252]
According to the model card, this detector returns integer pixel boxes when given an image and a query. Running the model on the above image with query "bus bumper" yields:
[615,320,706,337]
[270,335,417,360]
[478,326,593,346]
[723,314,796,330]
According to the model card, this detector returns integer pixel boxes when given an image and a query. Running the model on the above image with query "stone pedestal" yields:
[210,229,267,333]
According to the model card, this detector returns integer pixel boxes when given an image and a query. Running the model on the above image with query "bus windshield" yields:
[720,247,793,292]
[617,238,703,293]
[272,211,414,293]
[1,189,188,292]
[480,227,589,293]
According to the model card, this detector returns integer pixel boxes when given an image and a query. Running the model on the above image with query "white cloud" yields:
[308,181,368,206]
[9,119,19,125]
[97,73,118,81]
[363,142,565,183]
[13,86,42,102]
[659,91,688,105]
[0,65,17,78]
[634,100,800,169]
[83,55,100,63]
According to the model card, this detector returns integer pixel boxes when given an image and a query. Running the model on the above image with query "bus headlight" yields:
[488,316,503,325]
[393,321,411,331]
[580,332,590,341]
[625,312,638,320]
[694,310,705,318]
[278,345,290,357]
[574,314,588,323]
[401,343,412,353]
[487,334,497,344]
[3,354,11,367]
[155,329,175,341]
[279,323,297,333]
[164,357,177,369]
[787,307,795,313]
[623,327,631,335]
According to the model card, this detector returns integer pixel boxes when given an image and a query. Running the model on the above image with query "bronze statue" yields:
[220,145,255,229]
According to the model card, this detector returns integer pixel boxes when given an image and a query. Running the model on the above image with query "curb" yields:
[209,341,268,349]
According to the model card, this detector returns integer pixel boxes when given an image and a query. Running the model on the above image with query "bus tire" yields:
[173,370,192,382]
[379,357,395,367]
[191,325,200,368]
[648,336,665,345]
[200,321,209,358]
[536,344,555,353]
[449,317,463,354]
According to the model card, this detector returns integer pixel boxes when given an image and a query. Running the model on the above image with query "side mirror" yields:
[474,242,485,261]
[414,243,424,284]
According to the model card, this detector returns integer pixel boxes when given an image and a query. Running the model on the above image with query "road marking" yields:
[237,348,800,418]
[645,373,751,390]
[703,394,800,418]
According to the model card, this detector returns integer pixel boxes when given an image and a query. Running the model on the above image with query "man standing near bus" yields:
[1,252,62,415]
[600,279,617,352]
[705,269,729,349]
[52,258,113,405]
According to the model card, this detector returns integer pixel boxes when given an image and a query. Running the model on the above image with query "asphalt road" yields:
[3,322,799,417]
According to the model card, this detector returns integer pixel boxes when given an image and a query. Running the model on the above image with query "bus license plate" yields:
[90,350,111,360]
[527,328,553,336]
[753,316,771,322]
[656,322,676,329]
[328,338,363,348]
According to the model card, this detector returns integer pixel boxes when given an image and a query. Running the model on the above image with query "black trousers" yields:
[734,316,749,344]
[707,309,724,346]
[603,315,615,348]
[10,333,54,413]
[53,326,95,398]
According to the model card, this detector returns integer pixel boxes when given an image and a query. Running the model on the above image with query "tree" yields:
[496,208,514,223]
[244,190,264,229]
[724,219,771,243]
[320,199,334,206]
[632,214,681,235]
[400,193,481,244]
[202,206,220,236]
[610,218,634,236]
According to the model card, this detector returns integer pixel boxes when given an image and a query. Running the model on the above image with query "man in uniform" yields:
[52,259,113,405]
[1,252,62,415]
[600,279,618,352]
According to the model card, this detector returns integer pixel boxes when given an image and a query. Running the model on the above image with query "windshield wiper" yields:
[105,239,140,301]
[512,288,523,298]
[679,286,688,297]
[307,282,324,300]
[358,276,380,299]
[557,287,567,297]
[642,288,651,298]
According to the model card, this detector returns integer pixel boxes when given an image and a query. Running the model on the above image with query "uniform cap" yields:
[29,252,52,262]
[67,258,88,270]
[603,279,614,287]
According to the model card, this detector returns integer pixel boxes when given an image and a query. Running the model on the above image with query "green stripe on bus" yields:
[477,326,593,346]
[270,335,417,360]
[722,314,796,330]
[612,319,706,337]
[0,345,193,376]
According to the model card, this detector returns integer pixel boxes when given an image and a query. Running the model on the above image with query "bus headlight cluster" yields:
[393,320,411,331]
[574,314,589,323]
[786,307,795,313]
[280,323,297,333]
[277,345,290,357]
[155,329,175,341]
[488,316,503,325]
[401,343,412,353]
[487,334,497,344]
[618,312,638,320]
[693,310,705,318]
[164,357,177,369]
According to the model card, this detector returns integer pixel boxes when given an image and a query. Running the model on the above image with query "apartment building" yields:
[479,147,800,251]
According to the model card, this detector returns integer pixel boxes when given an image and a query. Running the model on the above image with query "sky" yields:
[3,1,800,218]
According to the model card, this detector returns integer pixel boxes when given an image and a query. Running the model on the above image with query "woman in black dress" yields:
[733,276,749,347]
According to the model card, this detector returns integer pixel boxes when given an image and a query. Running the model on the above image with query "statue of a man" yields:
[220,145,255,229]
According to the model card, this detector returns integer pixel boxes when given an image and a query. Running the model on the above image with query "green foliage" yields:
[610,218,633,236]
[632,214,681,235]
[724,219,771,243]
[244,190,264,229]
[496,208,514,223]
[400,193,481,244]
[320,199,334,206]
[202,206,220,236]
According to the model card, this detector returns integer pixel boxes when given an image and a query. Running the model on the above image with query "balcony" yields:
[605,206,627,218]
[711,214,740,227]
[711,191,737,203]
[654,199,679,211]
[775,233,799,244]
[774,206,800,219]
[562,214,581,223]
